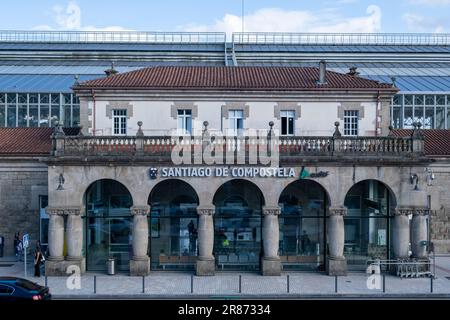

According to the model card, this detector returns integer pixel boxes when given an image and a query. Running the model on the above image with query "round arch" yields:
[213,179,265,271]
[84,179,134,272]
[148,179,200,271]
[342,179,397,271]
[277,179,330,272]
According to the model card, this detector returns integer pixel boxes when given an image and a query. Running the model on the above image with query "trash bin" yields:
[107,258,116,275]
[0,236,4,257]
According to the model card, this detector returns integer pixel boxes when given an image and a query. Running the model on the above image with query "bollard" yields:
[335,276,338,293]
[287,275,290,294]
[45,276,48,288]
[142,276,145,294]
[94,276,97,294]
[383,274,386,293]
[191,275,194,294]
[239,275,242,294]
[430,277,433,293]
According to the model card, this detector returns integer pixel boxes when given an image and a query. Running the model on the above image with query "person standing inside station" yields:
[34,247,43,277]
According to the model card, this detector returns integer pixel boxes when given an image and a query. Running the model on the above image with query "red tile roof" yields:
[391,129,450,157]
[74,66,396,91]
[0,128,80,156]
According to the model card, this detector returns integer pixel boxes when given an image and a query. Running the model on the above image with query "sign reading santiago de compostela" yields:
[151,167,296,179]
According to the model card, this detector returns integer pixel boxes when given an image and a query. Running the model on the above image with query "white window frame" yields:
[177,109,192,135]
[343,110,359,136]
[112,109,127,136]
[280,110,295,136]
[228,110,244,136]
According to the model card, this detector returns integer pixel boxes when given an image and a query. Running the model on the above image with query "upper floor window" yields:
[343,110,359,136]
[228,110,244,136]
[113,109,127,135]
[177,109,192,135]
[280,110,295,135]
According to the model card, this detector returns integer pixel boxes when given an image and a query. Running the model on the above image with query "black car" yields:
[0,277,51,301]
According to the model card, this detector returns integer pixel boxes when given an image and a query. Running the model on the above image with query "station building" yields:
[0,31,449,276]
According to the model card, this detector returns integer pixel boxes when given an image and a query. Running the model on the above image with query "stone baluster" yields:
[392,207,411,259]
[66,207,86,272]
[411,208,429,259]
[262,206,281,276]
[327,206,347,276]
[196,206,215,276]
[130,205,151,276]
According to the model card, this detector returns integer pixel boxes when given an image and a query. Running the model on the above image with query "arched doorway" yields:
[213,179,264,271]
[148,179,199,271]
[84,179,133,272]
[343,180,396,270]
[278,180,329,271]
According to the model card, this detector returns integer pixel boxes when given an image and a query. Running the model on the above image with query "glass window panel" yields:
[72,105,80,126]
[51,105,60,127]
[29,104,38,127]
[436,95,445,106]
[29,94,38,104]
[414,95,424,105]
[0,105,5,127]
[7,94,16,104]
[392,106,402,128]
[404,95,413,105]
[7,105,16,127]
[404,107,413,128]
[40,104,49,127]
[0,93,5,104]
[40,94,49,104]
[447,109,450,129]
[424,107,434,129]
[18,94,27,104]
[51,93,60,105]
[18,104,27,127]
[436,107,445,129]
[63,93,71,105]
[393,95,401,105]
[281,117,287,135]
[425,95,435,106]
[288,117,294,135]
[64,104,72,126]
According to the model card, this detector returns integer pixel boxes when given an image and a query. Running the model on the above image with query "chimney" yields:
[318,60,327,85]
[347,67,360,76]
[104,61,118,77]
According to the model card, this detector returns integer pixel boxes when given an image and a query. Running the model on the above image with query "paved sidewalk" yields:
[1,256,449,299]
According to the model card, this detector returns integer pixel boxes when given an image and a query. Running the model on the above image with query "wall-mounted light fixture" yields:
[410,173,419,190]
[57,173,65,191]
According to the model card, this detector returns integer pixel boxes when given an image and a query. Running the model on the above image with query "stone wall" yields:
[427,163,450,254]
[0,160,48,257]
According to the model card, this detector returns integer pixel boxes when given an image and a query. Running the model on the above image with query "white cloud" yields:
[409,0,450,5]
[182,5,382,37]
[403,13,447,32]
[33,1,131,31]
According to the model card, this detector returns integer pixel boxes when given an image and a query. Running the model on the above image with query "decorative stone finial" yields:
[104,61,118,77]
[333,121,341,138]
[136,121,144,137]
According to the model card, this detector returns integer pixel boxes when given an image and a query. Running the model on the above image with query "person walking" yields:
[34,248,43,277]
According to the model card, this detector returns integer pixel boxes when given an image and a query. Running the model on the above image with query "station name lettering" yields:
[160,167,296,178]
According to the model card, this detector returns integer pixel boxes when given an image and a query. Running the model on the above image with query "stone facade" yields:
[0,160,48,256]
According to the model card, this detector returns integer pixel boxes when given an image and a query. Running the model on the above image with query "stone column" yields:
[130,205,151,276]
[327,206,347,276]
[45,208,66,276]
[66,207,86,273]
[262,206,281,276]
[392,207,411,259]
[411,208,429,259]
[196,206,215,276]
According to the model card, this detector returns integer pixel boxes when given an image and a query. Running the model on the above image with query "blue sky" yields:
[0,0,449,36]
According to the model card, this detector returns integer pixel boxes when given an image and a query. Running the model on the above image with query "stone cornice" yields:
[328,206,347,216]
[130,205,150,216]
[262,206,281,216]
[197,206,215,216]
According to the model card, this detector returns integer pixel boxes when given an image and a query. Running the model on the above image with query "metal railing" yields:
[232,32,450,46]
[0,30,226,44]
